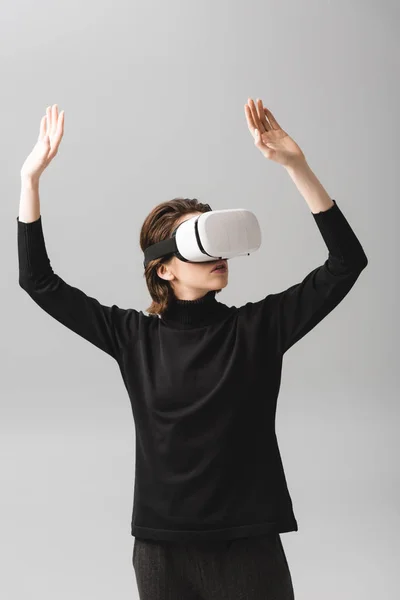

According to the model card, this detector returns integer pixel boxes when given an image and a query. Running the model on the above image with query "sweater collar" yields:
[160,290,226,329]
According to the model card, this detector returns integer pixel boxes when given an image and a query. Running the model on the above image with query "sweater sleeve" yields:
[17,215,137,362]
[241,199,368,355]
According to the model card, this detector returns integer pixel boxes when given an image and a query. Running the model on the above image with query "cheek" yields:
[187,264,211,279]
[199,264,213,275]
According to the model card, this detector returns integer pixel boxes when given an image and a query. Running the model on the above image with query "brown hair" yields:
[140,197,222,316]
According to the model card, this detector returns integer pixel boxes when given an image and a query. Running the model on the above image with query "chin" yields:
[211,282,228,292]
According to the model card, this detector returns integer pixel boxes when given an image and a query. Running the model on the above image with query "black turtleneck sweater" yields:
[17,199,368,542]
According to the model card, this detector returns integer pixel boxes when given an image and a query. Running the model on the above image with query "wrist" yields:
[284,158,310,176]
[20,174,40,188]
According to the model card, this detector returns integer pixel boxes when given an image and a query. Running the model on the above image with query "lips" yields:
[211,260,227,272]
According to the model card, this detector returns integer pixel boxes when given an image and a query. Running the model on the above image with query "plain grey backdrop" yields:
[2,0,398,598]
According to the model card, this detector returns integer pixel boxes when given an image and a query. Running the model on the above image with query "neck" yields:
[160,289,226,328]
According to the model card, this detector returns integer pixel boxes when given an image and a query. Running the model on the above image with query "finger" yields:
[46,106,52,134]
[244,105,256,135]
[51,104,58,135]
[248,98,265,133]
[49,110,65,156]
[263,107,281,130]
[256,99,271,131]
[38,115,47,142]
[248,98,264,132]
[254,129,273,155]
[254,128,266,147]
[58,110,64,134]
[54,110,65,144]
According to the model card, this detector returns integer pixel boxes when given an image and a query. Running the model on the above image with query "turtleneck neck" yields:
[160,290,226,329]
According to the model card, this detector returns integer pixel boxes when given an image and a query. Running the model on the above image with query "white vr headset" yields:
[143,205,262,267]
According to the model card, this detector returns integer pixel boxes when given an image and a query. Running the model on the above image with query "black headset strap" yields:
[143,204,212,267]
[143,236,178,267]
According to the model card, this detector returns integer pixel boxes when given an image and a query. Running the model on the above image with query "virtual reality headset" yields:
[143,205,262,268]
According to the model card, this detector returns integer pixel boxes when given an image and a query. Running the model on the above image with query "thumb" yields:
[254,129,275,149]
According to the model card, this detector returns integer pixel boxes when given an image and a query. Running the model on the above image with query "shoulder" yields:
[111,305,159,340]
[235,294,276,320]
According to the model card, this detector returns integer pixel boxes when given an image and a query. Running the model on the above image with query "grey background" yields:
[1,0,398,598]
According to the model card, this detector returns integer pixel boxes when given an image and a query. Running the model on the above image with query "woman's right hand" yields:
[20,104,64,181]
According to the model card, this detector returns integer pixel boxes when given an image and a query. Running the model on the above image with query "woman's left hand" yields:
[245,98,306,168]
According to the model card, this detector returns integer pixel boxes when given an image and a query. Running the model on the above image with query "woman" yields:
[17,100,368,599]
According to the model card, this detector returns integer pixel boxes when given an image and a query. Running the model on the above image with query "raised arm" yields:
[17,212,135,362]
[265,199,367,354]
[242,99,368,355]
[18,105,137,363]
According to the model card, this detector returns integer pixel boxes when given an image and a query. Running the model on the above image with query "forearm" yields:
[285,160,335,214]
[19,176,41,223]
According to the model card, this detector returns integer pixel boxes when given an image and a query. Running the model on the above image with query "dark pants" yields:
[132,532,295,599]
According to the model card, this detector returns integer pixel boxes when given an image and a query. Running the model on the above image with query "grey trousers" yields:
[132,532,295,599]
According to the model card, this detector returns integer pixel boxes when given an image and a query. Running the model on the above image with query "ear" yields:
[157,263,174,281]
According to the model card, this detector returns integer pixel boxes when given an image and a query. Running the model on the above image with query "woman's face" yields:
[156,212,229,300]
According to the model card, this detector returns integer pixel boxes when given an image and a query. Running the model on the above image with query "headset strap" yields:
[143,236,178,267]
[143,204,212,268]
